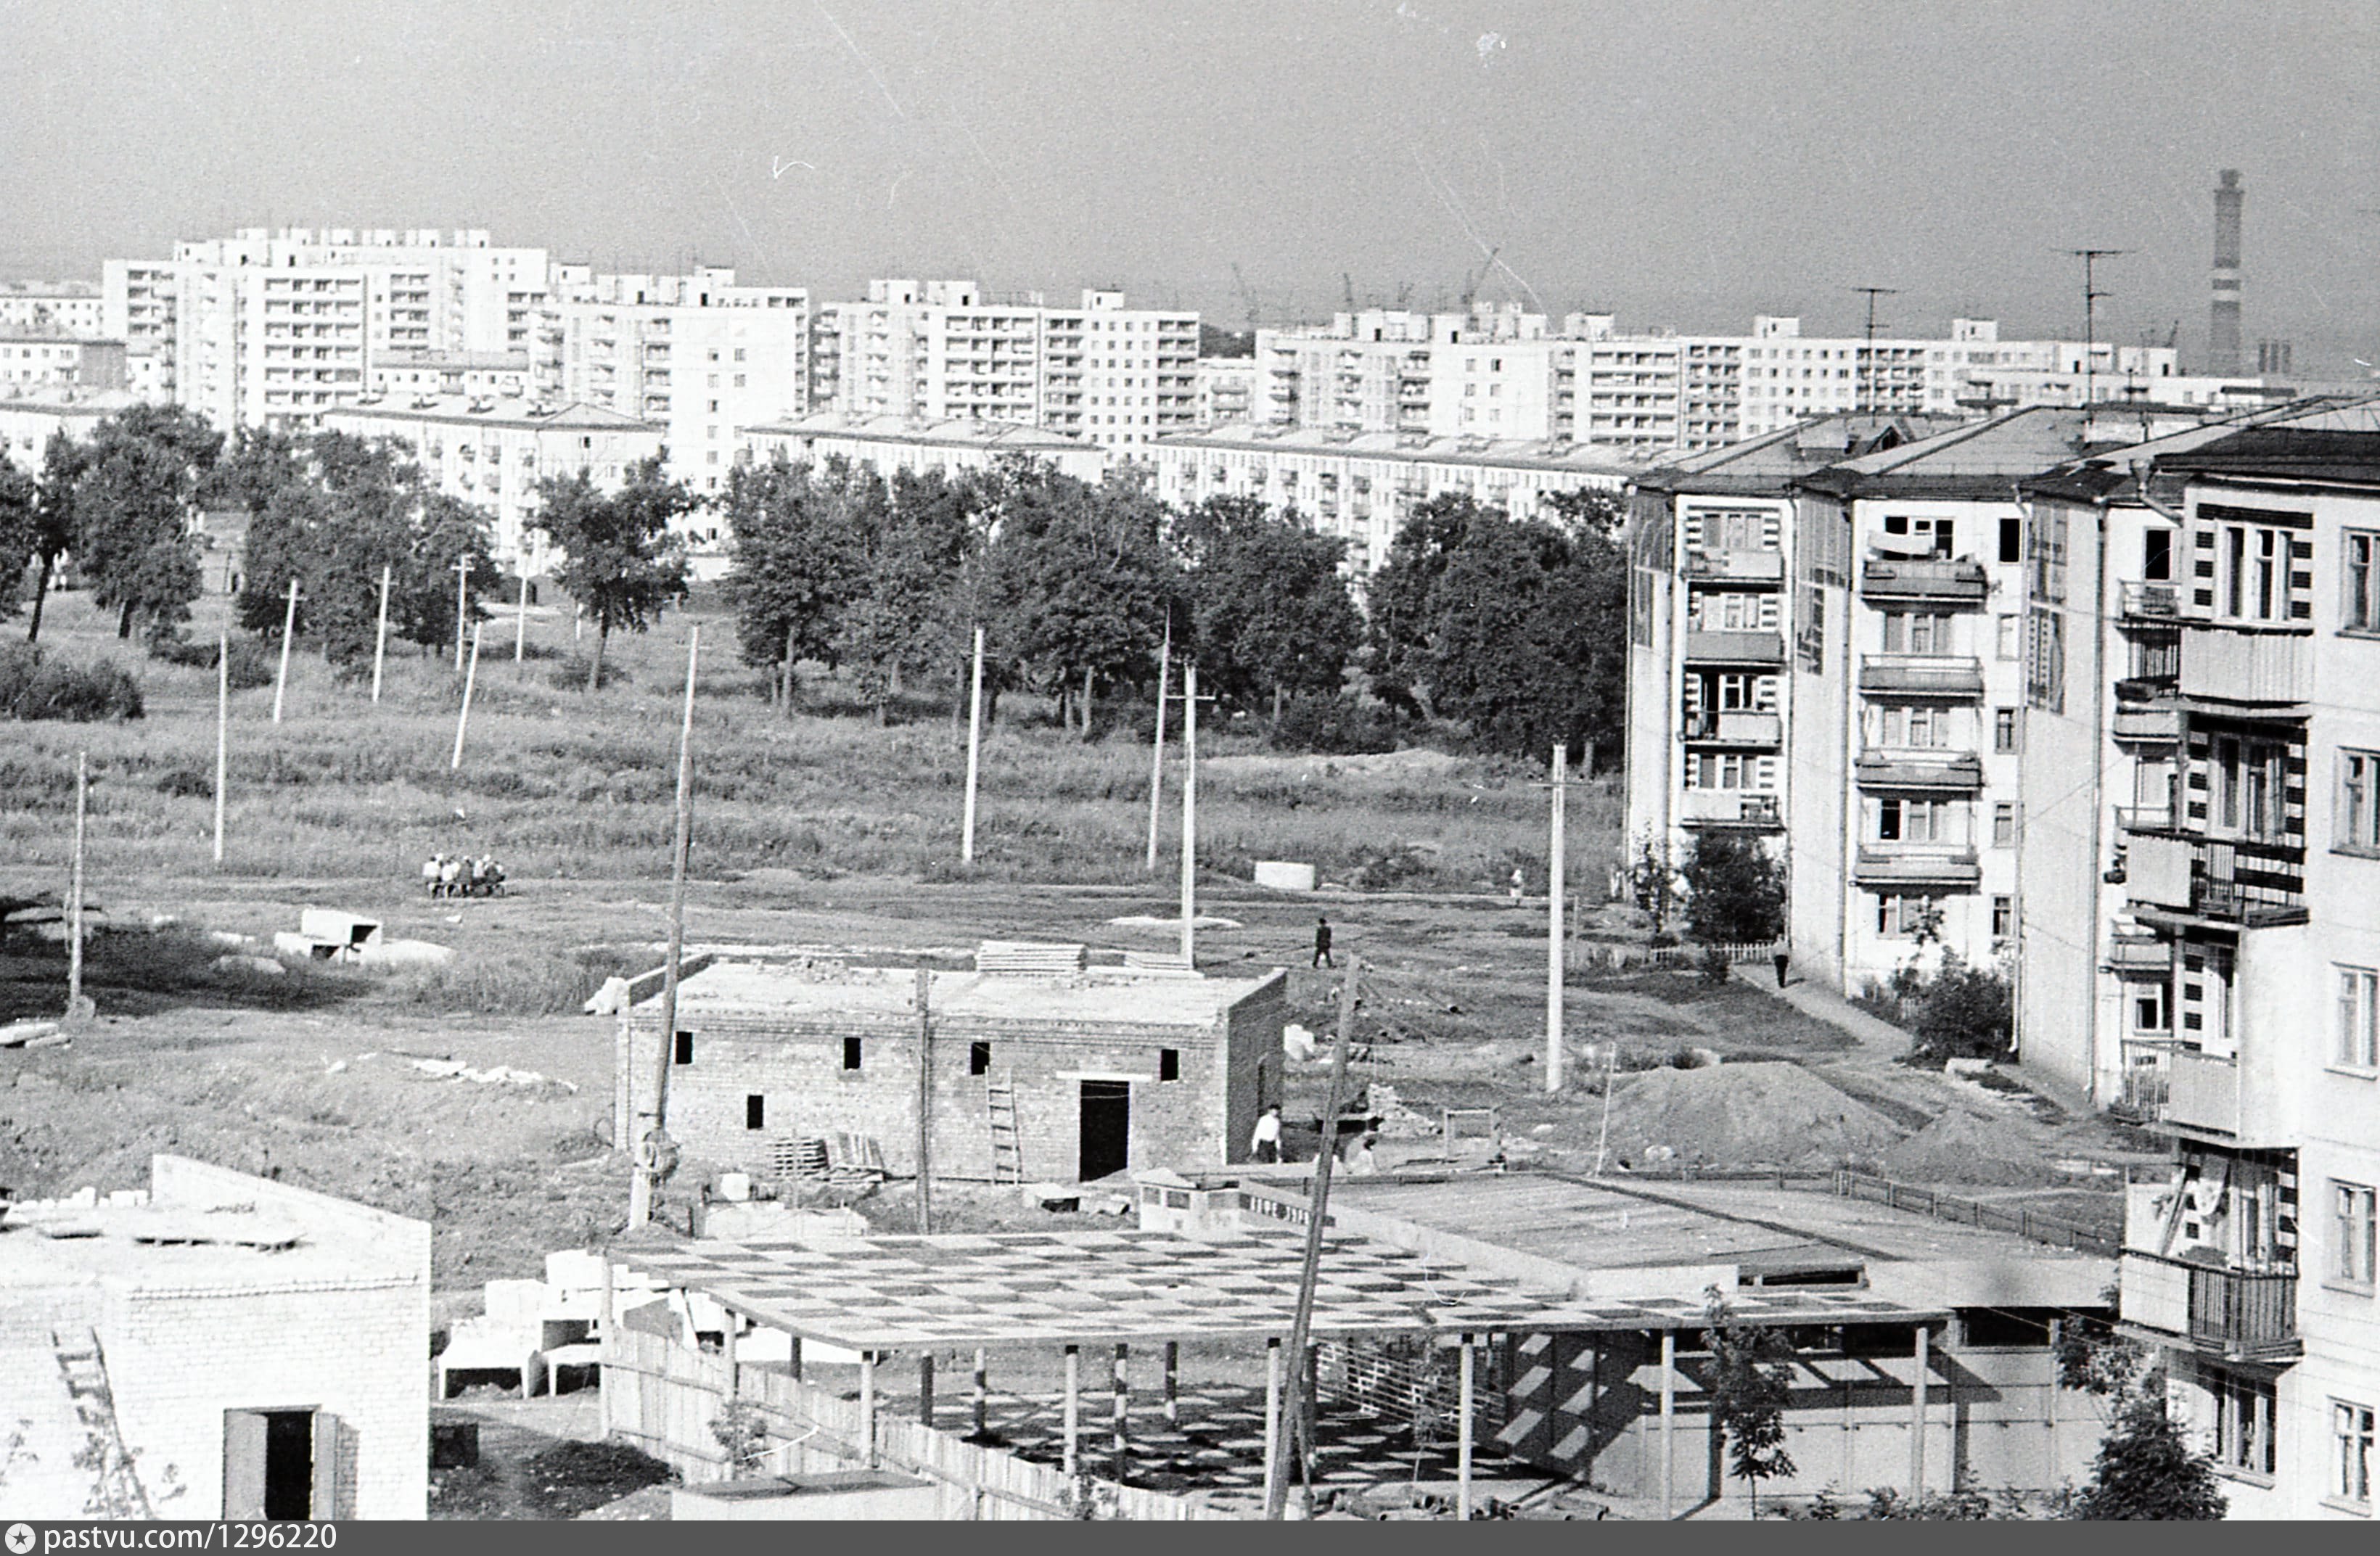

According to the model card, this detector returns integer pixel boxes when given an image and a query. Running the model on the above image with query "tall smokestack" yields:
[2210,169,2244,375]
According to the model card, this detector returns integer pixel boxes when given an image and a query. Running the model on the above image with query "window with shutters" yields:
[2198,505,2312,624]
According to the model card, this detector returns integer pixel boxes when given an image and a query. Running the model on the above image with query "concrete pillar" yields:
[1063,1345,1080,1479]
[1457,1335,1475,1521]
[1112,1344,1130,1479]
[919,1353,935,1428]
[1910,1323,1930,1498]
[973,1349,988,1438]
[1263,1338,1283,1494]
[1658,1330,1676,1520]
[789,1335,802,1383]
[1163,1341,1179,1428]
[859,1352,877,1470]
[2046,1320,2061,1473]
[723,1322,739,1403]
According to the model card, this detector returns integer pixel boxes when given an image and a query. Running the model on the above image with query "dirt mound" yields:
[1880,1106,2057,1187]
[1604,1061,1905,1169]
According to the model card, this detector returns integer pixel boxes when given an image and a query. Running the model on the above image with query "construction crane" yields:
[1342,272,1356,313]
[1458,245,1502,312]
[1230,262,1260,336]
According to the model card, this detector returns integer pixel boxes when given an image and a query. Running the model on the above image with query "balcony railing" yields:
[1680,710,1783,747]
[2105,933,2173,973]
[1683,548,1785,583]
[2178,626,2311,706]
[1852,846,1982,887]
[1676,790,1783,828]
[1858,654,1985,699]
[2119,1249,2299,1361]
[1860,558,1990,604]
[2110,702,2183,743]
[2119,580,2185,620]
[1683,629,1784,665]
[2163,1047,2240,1137]
[2114,803,2175,834]
[2127,832,2307,927]
[1853,752,1985,791]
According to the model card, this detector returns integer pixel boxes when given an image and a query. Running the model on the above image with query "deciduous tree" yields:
[1680,832,1786,945]
[718,455,878,709]
[72,406,221,642]
[1178,495,1361,720]
[535,458,694,693]
[2069,1389,2227,1520]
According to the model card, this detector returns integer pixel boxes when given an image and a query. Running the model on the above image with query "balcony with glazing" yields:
[1679,709,1782,749]
[1675,790,1783,829]
[2124,832,2307,929]
[1860,558,1990,606]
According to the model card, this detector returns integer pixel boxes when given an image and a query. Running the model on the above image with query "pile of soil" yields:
[1603,1061,1905,1169]
[1880,1107,2058,1187]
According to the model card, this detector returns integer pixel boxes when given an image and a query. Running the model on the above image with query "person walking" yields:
[1311,915,1334,969]
[1250,1104,1282,1164]
[1773,949,1792,989]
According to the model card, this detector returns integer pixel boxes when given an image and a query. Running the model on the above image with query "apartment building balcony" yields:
[1854,752,1985,791]
[2125,833,2307,929]
[2119,1248,2299,1362]
[1858,654,1985,699]
[2119,580,2186,622]
[1676,790,1783,829]
[2178,626,2311,707]
[2113,802,2176,836]
[2110,700,2183,744]
[1681,711,1782,748]
[1860,558,1990,605]
[2103,931,2172,974]
[1682,548,1784,583]
[1852,846,1982,889]
[1683,629,1784,666]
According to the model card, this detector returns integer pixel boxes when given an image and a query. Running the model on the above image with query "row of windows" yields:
[1871,892,2013,940]
[673,1033,1185,1086]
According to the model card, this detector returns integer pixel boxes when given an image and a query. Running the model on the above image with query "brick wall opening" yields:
[744,1094,765,1130]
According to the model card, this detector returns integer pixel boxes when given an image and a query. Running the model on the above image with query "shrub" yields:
[1269,695,1402,756]
[155,767,212,799]
[152,633,275,690]
[548,653,630,691]
[1680,831,1785,945]
[1911,955,2013,1065]
[0,644,144,722]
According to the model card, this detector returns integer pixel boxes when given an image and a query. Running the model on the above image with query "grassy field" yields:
[0,581,1621,897]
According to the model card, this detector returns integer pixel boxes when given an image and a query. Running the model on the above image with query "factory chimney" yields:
[2210,170,2244,375]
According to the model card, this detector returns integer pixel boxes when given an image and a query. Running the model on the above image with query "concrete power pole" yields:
[370,565,392,704]
[1547,744,1567,1094]
[961,626,985,864]
[1179,660,1198,967]
[628,626,702,1230]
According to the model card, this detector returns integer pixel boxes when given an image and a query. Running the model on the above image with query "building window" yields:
[2133,981,2170,1034]
[2336,1181,2378,1287]
[673,1031,694,1066]
[1876,893,1938,937]
[1159,1048,1181,1082]
[1998,517,2021,563]
[1990,708,2017,753]
[1876,797,1945,843]
[1995,614,2019,661]
[842,1037,863,1071]
[2340,968,2380,1069]
[2336,1401,2376,1507]
[2025,607,2066,712]
[2341,752,2380,855]
[2212,1368,2277,1477]
[969,1040,991,1077]
[1876,705,1949,749]
[2143,528,2174,582]
[2213,735,2290,842]
[1991,894,2012,938]
[2349,532,2380,632]
[1993,804,2016,847]
[1882,612,1950,653]
[745,1094,766,1130]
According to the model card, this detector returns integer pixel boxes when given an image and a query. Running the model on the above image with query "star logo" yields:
[5,1522,36,1555]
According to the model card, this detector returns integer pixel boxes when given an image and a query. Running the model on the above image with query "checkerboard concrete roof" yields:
[611,1230,1942,1351]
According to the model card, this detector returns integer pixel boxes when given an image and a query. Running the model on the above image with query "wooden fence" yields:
[602,1327,1234,1520]
[1568,937,1786,974]
[1830,1170,2119,1256]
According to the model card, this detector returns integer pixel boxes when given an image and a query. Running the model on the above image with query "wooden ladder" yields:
[988,1071,1023,1184]
[53,1327,152,1518]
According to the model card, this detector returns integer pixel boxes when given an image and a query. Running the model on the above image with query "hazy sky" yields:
[7,1,2379,368]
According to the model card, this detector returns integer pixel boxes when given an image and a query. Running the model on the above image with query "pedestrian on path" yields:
[1311,915,1334,968]
[1773,949,1791,989]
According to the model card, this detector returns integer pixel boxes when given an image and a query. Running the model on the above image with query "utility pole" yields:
[514,572,530,665]
[449,625,483,769]
[915,966,933,1235]
[960,626,985,864]
[628,626,701,1230]
[370,564,391,704]
[452,554,475,672]
[213,633,229,866]
[271,576,300,724]
[1546,744,1566,1093]
[66,752,89,1020]
[1179,660,1198,967]
[1263,955,1359,1521]
[2068,249,2128,429]
[1850,286,1899,413]
[1145,622,1170,874]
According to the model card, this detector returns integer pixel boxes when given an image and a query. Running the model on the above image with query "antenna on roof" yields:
[1850,286,1899,413]
[2067,248,2129,431]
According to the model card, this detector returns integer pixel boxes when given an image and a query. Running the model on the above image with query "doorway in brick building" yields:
[1078,1080,1130,1182]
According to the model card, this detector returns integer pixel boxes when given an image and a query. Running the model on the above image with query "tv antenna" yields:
[1850,286,1900,412]
[2067,249,2128,427]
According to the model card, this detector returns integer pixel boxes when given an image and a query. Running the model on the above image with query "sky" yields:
[6,0,2379,369]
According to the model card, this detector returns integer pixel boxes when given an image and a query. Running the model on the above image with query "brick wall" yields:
[622,977,1286,1183]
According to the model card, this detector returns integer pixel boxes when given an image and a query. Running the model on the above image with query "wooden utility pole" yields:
[1263,954,1359,1521]
[1179,660,1198,967]
[449,624,483,770]
[628,626,701,1230]
[914,965,933,1235]
[452,554,475,672]
[271,577,299,724]
[1145,623,1170,873]
[66,752,89,1020]
[961,626,985,864]
[514,572,530,665]
[370,564,392,704]
[212,633,228,866]
[1547,743,1567,1094]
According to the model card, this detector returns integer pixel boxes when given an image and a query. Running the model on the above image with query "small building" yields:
[0,384,143,472]
[0,1155,431,1519]
[615,947,1287,1185]
[738,410,1111,487]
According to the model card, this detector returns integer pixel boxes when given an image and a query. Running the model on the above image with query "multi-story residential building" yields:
[2049,411,2380,1518]
[1623,414,1968,881]
[739,411,1109,487]
[367,350,532,402]
[319,394,664,577]
[1193,355,1256,427]
[100,259,181,398]
[0,386,141,472]
[543,266,808,498]
[815,281,1197,456]
[0,281,105,337]
[1151,423,1630,572]
[0,334,126,392]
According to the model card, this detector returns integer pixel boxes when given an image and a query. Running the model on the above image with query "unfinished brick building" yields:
[615,947,1288,1184]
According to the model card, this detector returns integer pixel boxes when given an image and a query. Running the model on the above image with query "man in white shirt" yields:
[1250,1104,1282,1164]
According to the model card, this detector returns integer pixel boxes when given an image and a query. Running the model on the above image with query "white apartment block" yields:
[1194,355,1257,427]
[740,411,1109,487]
[368,350,532,402]
[816,280,1197,456]
[0,334,126,391]
[542,265,808,498]
[2022,407,2380,1518]
[320,394,664,576]
[0,281,105,337]
[1151,423,1628,572]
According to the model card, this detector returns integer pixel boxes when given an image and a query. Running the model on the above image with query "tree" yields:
[535,458,694,693]
[1702,1289,1798,1515]
[1679,832,1786,944]
[1911,953,2014,1063]
[0,461,36,622]
[22,433,85,642]
[2054,1286,2147,1399]
[718,455,878,710]
[1365,493,1480,717]
[1178,495,1361,720]
[72,406,221,642]
[834,466,986,723]
[2069,1389,2227,1520]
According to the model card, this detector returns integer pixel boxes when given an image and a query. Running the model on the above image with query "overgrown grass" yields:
[380,945,649,1016]
[0,585,1619,895]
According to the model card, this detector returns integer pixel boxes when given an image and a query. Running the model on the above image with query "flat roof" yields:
[321,394,657,432]
[1,1190,422,1293]
[1634,413,1969,495]
[741,412,1096,454]
[1156,422,1636,476]
[641,958,1279,1029]
[610,1227,1942,1350]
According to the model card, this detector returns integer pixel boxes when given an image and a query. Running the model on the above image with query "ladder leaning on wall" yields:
[987,1072,1022,1184]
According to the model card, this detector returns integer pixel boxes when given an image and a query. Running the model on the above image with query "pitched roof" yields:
[1633,413,1970,496]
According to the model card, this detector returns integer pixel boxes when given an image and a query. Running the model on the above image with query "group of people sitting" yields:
[422,853,506,898]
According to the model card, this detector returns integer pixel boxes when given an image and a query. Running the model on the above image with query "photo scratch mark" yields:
[814,1,909,120]
[771,157,817,179]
